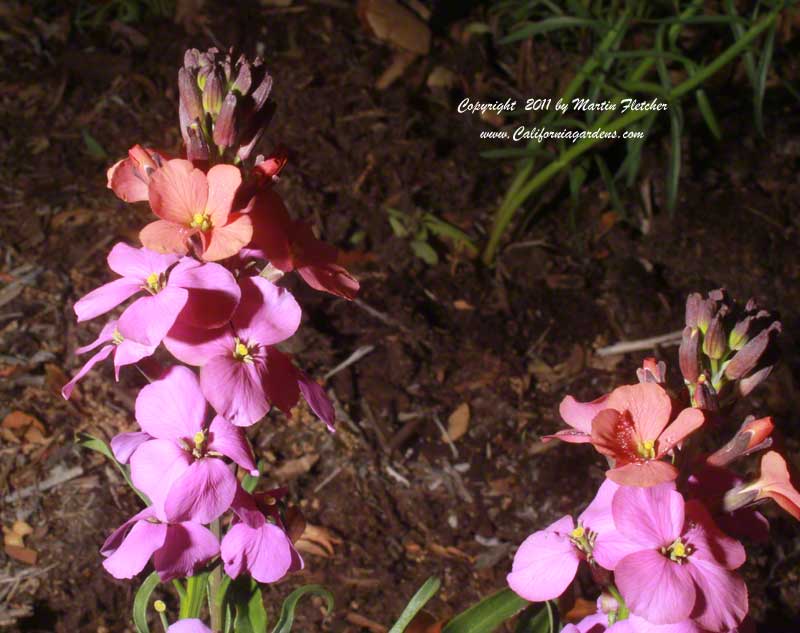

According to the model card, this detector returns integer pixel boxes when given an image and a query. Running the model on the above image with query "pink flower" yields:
[107,145,168,203]
[507,479,618,601]
[101,506,218,581]
[141,159,253,261]
[590,383,705,486]
[544,392,611,444]
[593,485,747,631]
[61,319,157,399]
[220,489,302,584]
[242,190,359,300]
[164,275,335,429]
[168,620,212,633]
[128,366,257,524]
[724,451,800,521]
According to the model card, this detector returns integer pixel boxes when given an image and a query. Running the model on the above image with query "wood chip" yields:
[446,403,470,442]
[4,545,38,565]
[273,453,319,480]
[357,0,431,54]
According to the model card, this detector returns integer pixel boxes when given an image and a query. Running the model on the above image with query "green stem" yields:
[607,584,630,621]
[482,2,780,264]
[209,519,223,633]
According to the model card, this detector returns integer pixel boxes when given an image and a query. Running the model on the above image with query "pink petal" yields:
[164,321,232,366]
[687,558,748,631]
[139,219,192,255]
[606,460,679,487]
[657,407,705,457]
[220,522,255,579]
[74,278,142,322]
[102,518,167,579]
[113,338,157,377]
[164,458,237,524]
[579,478,619,535]
[135,366,206,440]
[607,383,672,442]
[101,507,155,555]
[201,213,253,262]
[118,288,189,348]
[168,619,212,633]
[148,159,207,223]
[236,276,301,346]
[168,259,241,328]
[541,429,593,444]
[297,264,360,300]
[559,393,610,434]
[75,320,118,354]
[298,372,335,431]
[507,515,580,602]
[616,549,695,624]
[61,344,114,399]
[611,484,683,547]
[248,522,297,583]
[111,431,151,464]
[208,415,258,475]
[107,157,149,203]
[260,348,300,415]
[593,529,646,571]
[201,355,269,427]
[684,501,746,570]
[107,242,179,279]
[130,439,192,521]
[575,613,608,633]
[241,189,293,269]
[204,164,242,226]
[154,522,219,581]
[626,615,702,633]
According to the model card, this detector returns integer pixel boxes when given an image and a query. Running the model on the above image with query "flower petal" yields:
[260,348,300,415]
[168,259,241,328]
[61,344,114,399]
[135,365,206,440]
[559,393,610,434]
[297,264,360,300]
[168,619,212,633]
[107,242,179,279]
[164,458,237,524]
[148,159,207,223]
[606,460,679,487]
[140,219,192,255]
[130,439,192,520]
[298,372,335,431]
[102,518,167,579]
[164,321,232,366]
[107,157,149,203]
[612,484,683,547]
[74,278,142,322]
[118,288,189,348]
[607,383,672,442]
[248,522,297,583]
[153,522,219,581]
[687,558,748,631]
[241,189,293,269]
[593,529,644,571]
[208,415,258,475]
[111,431,151,464]
[684,501,746,570]
[507,515,580,602]
[75,320,118,354]
[616,549,695,624]
[657,407,705,457]
[201,355,270,427]
[579,478,619,535]
[201,212,253,262]
[204,163,242,226]
[220,522,256,579]
[235,276,301,346]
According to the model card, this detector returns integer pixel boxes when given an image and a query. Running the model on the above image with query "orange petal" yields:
[657,407,704,456]
[201,213,253,262]
[148,159,207,224]
[107,158,149,203]
[758,451,800,519]
[205,164,243,227]
[606,460,679,487]
[606,382,672,442]
[591,408,637,462]
[139,220,191,255]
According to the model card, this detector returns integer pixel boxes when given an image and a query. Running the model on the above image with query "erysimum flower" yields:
[165,275,335,429]
[107,144,168,203]
[141,159,252,261]
[507,480,617,601]
[593,485,747,631]
[590,383,705,486]
[128,366,258,524]
[101,505,218,581]
[220,489,302,584]
[724,451,800,520]
[242,189,359,300]
[168,620,212,633]
[544,393,610,444]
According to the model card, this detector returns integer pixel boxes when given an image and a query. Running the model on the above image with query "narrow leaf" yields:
[500,17,600,44]
[754,22,776,137]
[410,240,439,265]
[389,577,441,633]
[442,588,529,633]
[271,585,334,633]
[695,89,722,140]
[76,432,149,503]
[133,571,161,633]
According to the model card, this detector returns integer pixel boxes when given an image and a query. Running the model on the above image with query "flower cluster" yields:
[63,47,358,617]
[508,292,798,631]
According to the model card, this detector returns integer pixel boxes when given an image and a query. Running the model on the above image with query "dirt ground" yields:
[1,1,800,632]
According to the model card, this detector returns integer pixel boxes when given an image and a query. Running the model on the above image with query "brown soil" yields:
[1,2,799,632]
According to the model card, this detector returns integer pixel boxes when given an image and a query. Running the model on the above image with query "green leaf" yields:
[229,578,268,633]
[666,103,684,216]
[133,571,161,633]
[422,215,478,256]
[442,588,529,633]
[410,240,439,265]
[82,129,108,160]
[500,17,600,44]
[180,572,209,619]
[389,215,409,238]
[271,585,334,633]
[242,459,267,494]
[753,21,776,137]
[515,602,557,632]
[389,577,441,633]
[694,89,722,140]
[76,432,149,503]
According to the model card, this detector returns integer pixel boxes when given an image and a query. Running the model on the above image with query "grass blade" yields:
[133,571,161,633]
[389,577,441,633]
[501,17,600,44]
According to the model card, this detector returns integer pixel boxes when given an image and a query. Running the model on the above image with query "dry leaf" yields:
[406,612,443,633]
[2,411,42,431]
[428,542,472,562]
[427,66,456,90]
[452,299,474,311]
[273,453,319,480]
[295,523,341,558]
[4,545,38,565]
[358,0,431,54]
[446,403,470,441]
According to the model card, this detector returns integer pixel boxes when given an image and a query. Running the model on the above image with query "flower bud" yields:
[679,326,701,383]
[202,69,224,117]
[231,58,252,95]
[724,321,781,381]
[178,67,204,123]
[693,377,718,411]
[637,357,666,384]
[728,316,752,351]
[685,293,704,329]
[707,416,774,467]
[185,122,209,162]
[724,451,800,520]
[213,93,238,151]
[697,299,715,334]
[702,310,727,360]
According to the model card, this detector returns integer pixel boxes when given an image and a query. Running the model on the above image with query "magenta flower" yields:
[593,485,747,631]
[101,506,217,581]
[507,479,618,601]
[167,620,212,633]
[61,319,158,399]
[128,366,257,524]
[220,489,302,584]
[164,275,335,429]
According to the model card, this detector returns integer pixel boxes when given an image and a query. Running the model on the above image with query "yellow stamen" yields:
[190,212,212,231]
[638,439,656,459]
[235,342,249,357]
[193,430,206,449]
[112,329,124,345]
[153,600,166,613]
[571,526,585,539]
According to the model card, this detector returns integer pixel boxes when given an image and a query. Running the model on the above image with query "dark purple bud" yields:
[251,72,273,111]
[213,94,238,150]
[178,99,191,146]
[693,378,718,411]
[702,311,727,360]
[202,70,224,116]
[185,122,209,162]
[722,485,760,514]
[724,322,781,380]
[737,364,773,397]
[685,293,704,329]
[179,68,204,123]
[707,416,774,467]
[183,48,201,70]
[697,299,715,334]
[232,61,252,96]
[679,326,701,383]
